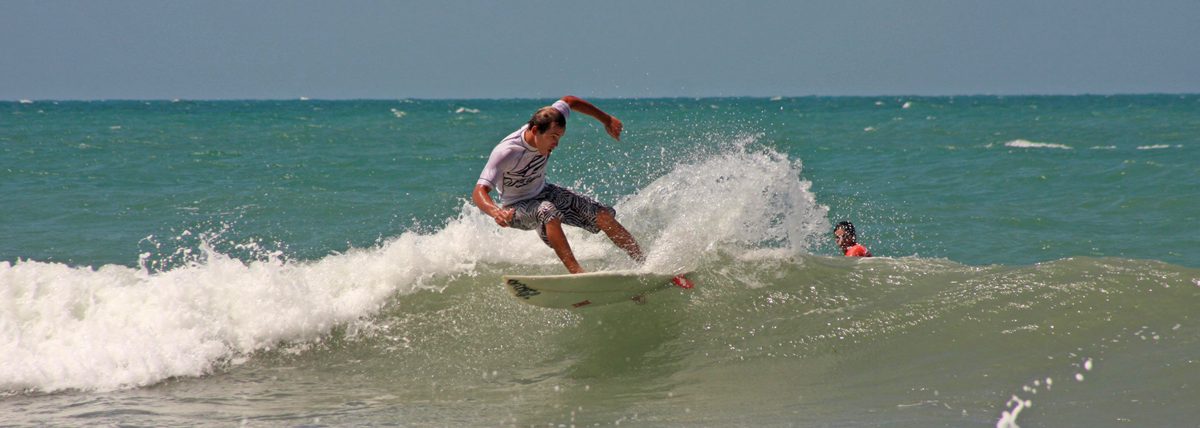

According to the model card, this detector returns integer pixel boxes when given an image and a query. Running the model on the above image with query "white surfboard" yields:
[502,270,693,309]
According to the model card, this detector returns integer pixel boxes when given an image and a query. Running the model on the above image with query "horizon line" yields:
[5,92,1199,103]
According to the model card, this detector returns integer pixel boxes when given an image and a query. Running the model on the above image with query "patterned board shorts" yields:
[504,183,615,246]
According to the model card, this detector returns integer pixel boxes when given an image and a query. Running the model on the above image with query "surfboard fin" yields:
[671,275,694,289]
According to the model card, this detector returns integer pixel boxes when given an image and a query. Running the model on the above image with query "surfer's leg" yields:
[541,218,584,274]
[539,183,644,264]
[596,210,645,264]
[510,195,584,274]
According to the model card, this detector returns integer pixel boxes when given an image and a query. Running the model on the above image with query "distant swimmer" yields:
[472,96,644,274]
[834,221,873,257]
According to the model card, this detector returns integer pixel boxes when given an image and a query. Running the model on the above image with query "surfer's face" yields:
[834,228,853,248]
[532,124,564,155]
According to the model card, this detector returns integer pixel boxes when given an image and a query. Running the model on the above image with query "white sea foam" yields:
[0,232,488,392]
[0,205,572,392]
[996,395,1031,428]
[455,107,480,114]
[1004,140,1072,150]
[0,138,827,392]
[1136,144,1171,150]
[614,135,829,273]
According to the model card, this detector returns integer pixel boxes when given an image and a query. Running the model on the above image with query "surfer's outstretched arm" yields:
[562,95,622,141]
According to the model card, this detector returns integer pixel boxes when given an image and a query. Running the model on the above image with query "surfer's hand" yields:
[605,116,622,141]
[493,208,515,227]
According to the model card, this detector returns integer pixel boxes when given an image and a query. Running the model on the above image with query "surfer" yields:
[834,221,873,257]
[472,96,644,274]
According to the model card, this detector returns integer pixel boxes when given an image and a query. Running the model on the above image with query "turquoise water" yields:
[2,96,1199,426]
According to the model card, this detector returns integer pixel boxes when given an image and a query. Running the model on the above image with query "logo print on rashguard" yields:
[504,155,547,188]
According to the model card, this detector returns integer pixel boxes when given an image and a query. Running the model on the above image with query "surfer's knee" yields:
[594,207,617,227]
[538,218,565,247]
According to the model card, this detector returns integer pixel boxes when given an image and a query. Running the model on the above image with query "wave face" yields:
[9,256,1197,426]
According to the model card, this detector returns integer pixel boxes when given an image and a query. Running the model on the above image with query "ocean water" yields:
[2,96,1198,426]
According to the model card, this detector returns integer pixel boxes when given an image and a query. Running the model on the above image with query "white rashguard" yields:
[476,100,571,205]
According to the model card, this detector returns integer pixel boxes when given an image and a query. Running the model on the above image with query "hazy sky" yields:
[3,1,1199,100]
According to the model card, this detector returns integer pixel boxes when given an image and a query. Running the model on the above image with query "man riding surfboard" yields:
[472,96,644,274]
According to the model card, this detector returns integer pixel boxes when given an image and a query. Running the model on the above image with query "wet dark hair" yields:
[527,106,566,134]
[835,221,856,237]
